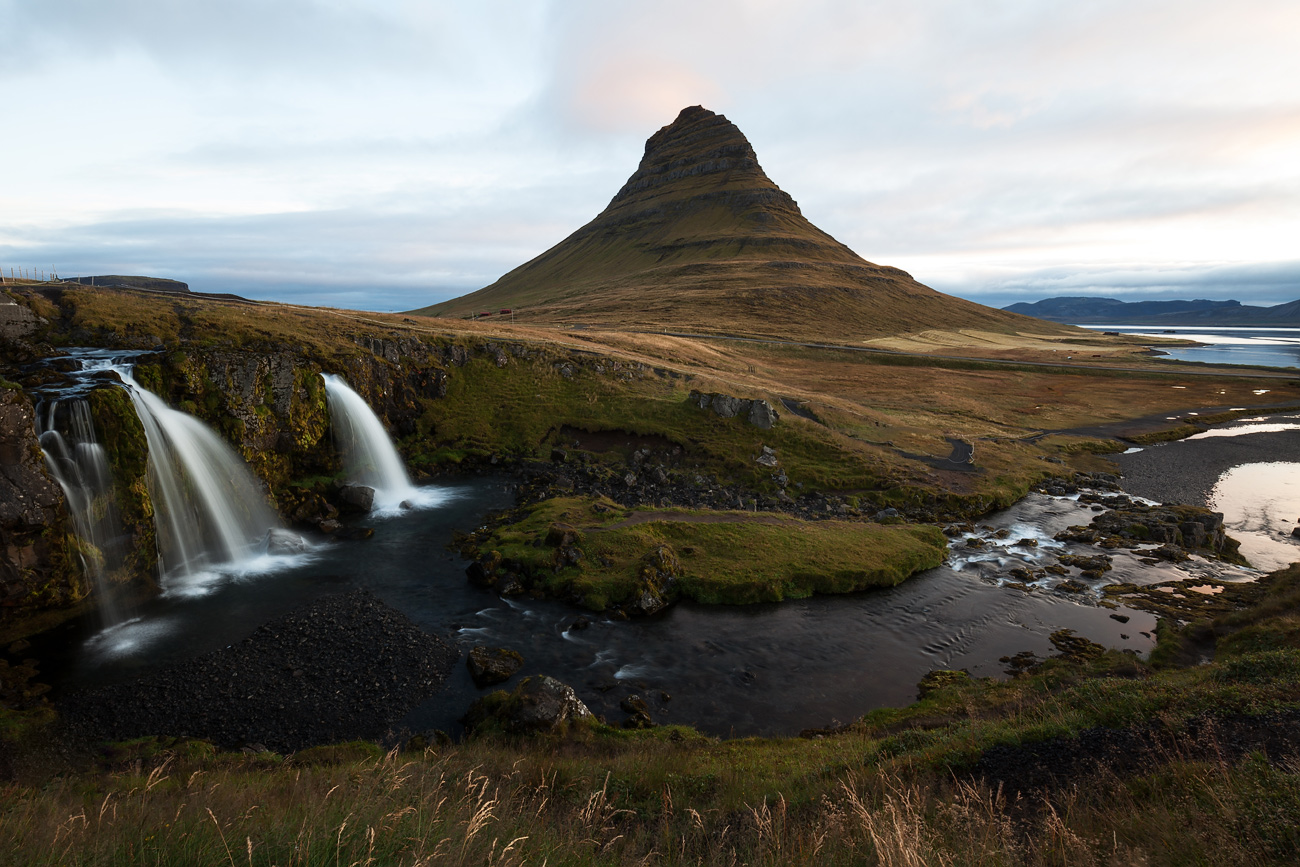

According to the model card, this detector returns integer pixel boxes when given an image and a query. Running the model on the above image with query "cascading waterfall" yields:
[321,373,436,512]
[38,397,127,625]
[111,364,294,595]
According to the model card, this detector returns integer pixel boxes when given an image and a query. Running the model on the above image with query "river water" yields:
[45,475,1267,739]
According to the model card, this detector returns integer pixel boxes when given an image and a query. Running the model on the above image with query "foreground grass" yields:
[6,568,1300,865]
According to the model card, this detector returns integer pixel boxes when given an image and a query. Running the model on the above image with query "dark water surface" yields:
[43,478,1237,739]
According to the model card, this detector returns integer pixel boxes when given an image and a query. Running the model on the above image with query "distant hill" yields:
[62,276,190,293]
[410,106,1068,342]
[1005,296,1300,326]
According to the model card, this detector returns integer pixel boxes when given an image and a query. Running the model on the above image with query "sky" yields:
[2,0,1298,313]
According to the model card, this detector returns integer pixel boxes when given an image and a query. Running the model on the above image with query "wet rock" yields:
[568,615,591,632]
[1050,628,1106,662]
[462,675,592,735]
[336,483,375,512]
[1058,553,1113,573]
[622,709,655,729]
[497,577,526,597]
[263,528,308,555]
[620,694,650,715]
[466,646,524,687]
[1089,502,1233,557]
[1149,544,1191,562]
[285,490,338,527]
[466,559,497,588]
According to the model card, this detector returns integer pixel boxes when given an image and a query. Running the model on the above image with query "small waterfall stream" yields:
[38,398,127,625]
[322,373,431,512]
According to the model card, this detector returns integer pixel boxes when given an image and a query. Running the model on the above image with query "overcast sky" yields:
[2,0,1298,312]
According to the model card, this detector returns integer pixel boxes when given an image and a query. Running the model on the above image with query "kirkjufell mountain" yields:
[412,106,1065,341]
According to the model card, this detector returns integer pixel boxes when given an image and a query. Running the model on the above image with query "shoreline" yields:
[1113,428,1300,508]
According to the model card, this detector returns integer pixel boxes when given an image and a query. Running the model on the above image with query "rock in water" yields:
[466,646,524,686]
[337,483,375,512]
[263,528,308,555]
[462,675,592,735]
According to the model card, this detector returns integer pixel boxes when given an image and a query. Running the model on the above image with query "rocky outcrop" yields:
[86,385,157,586]
[1054,493,1239,561]
[466,645,524,686]
[626,545,680,617]
[0,300,44,344]
[462,675,592,735]
[0,385,81,627]
[689,390,780,428]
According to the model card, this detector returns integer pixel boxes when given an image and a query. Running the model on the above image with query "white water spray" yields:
[111,365,293,594]
[322,373,442,513]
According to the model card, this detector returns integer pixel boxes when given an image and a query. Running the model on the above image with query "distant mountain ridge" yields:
[1005,296,1300,326]
[411,106,1066,341]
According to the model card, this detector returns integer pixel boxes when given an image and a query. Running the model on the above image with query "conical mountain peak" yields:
[611,106,769,202]
[411,108,1058,342]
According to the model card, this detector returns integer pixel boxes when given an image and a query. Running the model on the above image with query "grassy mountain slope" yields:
[410,106,1074,343]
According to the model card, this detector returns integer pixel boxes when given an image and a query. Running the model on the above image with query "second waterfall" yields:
[322,373,443,513]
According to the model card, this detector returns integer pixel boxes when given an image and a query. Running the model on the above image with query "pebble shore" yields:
[61,588,457,753]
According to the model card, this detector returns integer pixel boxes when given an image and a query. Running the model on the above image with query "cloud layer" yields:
[2,0,1298,311]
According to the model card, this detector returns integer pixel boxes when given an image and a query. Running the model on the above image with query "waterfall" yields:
[321,373,427,512]
[111,365,294,595]
[38,398,127,625]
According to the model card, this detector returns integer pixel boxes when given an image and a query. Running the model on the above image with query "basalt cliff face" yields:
[412,106,1061,341]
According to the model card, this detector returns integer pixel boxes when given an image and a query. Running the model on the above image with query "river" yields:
[43,471,1270,739]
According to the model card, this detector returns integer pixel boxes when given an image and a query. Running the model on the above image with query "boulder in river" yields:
[462,675,592,735]
[336,483,375,512]
[466,646,524,686]
[263,528,308,555]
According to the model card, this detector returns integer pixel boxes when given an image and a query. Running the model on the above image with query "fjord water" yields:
[1079,325,1300,368]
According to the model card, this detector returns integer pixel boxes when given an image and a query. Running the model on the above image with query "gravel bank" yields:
[60,588,458,753]
[1112,429,1300,507]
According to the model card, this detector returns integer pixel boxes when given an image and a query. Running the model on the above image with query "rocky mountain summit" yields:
[412,106,1060,342]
